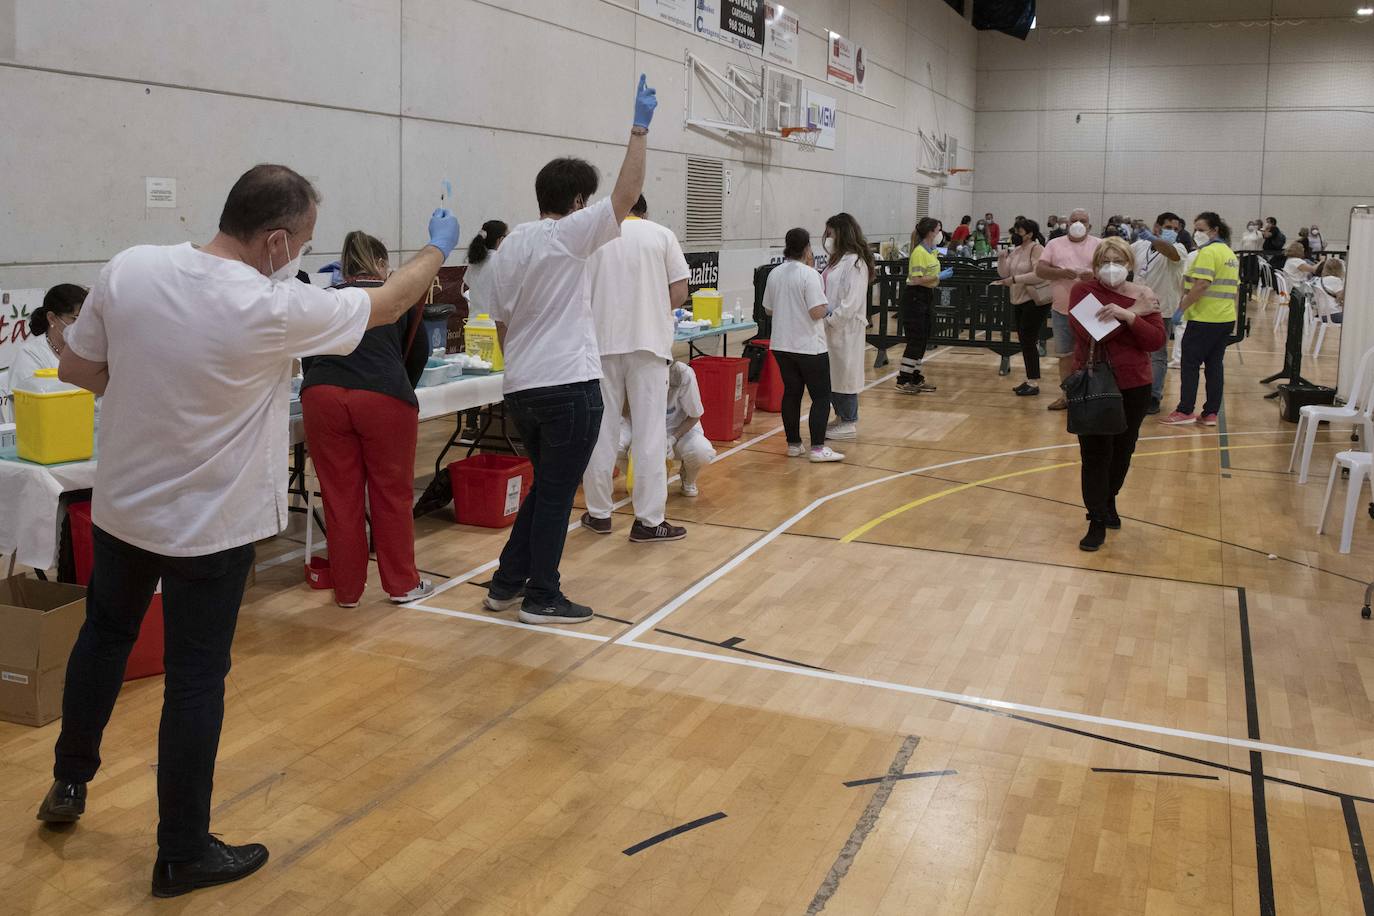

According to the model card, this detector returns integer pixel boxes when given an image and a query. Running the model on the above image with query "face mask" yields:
[268,232,303,282]
[1312,229,1321,236]
[1068,221,1087,240]
[1097,263,1127,287]
[976,223,985,231]
[1193,230,1211,247]
[1160,228,1178,243]
[823,237,836,256]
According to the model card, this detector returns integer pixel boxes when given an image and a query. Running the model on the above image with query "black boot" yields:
[151,836,270,898]
[1079,517,1107,552]
[36,779,86,823]
[1105,499,1121,529]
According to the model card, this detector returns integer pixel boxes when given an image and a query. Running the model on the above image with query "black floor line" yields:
[622,812,727,856]
[653,627,832,672]
[842,769,956,788]
[1238,587,1277,915]
[1218,406,1232,469]
[1090,768,1220,781]
[1342,796,1374,915]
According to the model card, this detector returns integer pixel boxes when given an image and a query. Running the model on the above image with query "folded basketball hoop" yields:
[782,126,821,151]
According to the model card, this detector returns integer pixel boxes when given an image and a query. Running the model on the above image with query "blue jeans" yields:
[492,381,604,604]
[1176,320,1232,416]
[54,526,255,861]
[1150,311,1181,401]
[831,393,858,422]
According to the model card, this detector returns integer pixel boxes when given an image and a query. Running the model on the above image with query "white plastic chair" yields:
[1289,344,1374,483]
[1318,450,1374,554]
[1310,277,1343,358]
[1272,272,1291,335]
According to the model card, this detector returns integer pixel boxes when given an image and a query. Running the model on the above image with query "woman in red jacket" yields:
[1068,236,1166,552]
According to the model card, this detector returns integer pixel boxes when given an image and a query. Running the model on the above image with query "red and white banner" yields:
[826,30,867,96]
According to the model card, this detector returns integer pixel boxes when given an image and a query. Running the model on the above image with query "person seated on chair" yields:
[1282,241,1318,288]
[1318,258,1345,322]
[10,284,87,389]
[616,361,715,497]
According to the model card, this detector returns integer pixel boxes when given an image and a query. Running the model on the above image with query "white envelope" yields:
[1070,293,1121,342]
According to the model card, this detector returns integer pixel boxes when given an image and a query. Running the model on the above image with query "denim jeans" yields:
[1150,311,1181,401]
[54,526,254,861]
[1176,319,1233,416]
[491,381,604,604]
[831,392,858,423]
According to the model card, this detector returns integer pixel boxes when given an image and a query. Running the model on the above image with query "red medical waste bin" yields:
[752,340,783,412]
[692,356,749,442]
[450,454,534,528]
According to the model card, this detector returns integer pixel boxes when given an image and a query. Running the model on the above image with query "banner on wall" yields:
[802,88,838,150]
[719,0,765,51]
[0,289,44,373]
[826,31,867,96]
[763,3,800,68]
[685,251,721,295]
[638,0,695,31]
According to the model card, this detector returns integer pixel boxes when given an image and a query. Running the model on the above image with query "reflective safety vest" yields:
[1184,241,1240,323]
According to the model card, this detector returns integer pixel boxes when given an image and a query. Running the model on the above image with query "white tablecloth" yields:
[0,373,505,572]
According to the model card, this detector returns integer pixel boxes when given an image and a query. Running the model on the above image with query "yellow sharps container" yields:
[691,288,724,327]
[13,369,95,464]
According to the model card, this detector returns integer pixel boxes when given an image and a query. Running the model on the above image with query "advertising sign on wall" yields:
[643,0,800,65]
[638,0,695,31]
[720,0,765,50]
[763,3,800,68]
[0,289,44,373]
[826,30,867,96]
[685,251,721,295]
[802,88,838,150]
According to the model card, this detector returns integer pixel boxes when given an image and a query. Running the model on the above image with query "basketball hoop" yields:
[782,126,821,152]
[947,167,974,175]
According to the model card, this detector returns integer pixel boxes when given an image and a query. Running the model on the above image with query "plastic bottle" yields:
[464,313,504,371]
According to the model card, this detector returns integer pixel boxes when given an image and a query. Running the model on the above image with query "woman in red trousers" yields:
[1067,236,1166,553]
[301,231,432,607]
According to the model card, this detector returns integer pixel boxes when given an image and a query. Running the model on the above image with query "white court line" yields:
[618,638,1374,772]
[615,428,1293,644]
[408,602,611,642]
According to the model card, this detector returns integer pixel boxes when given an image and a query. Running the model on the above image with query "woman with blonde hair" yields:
[301,231,432,607]
[1066,236,1165,551]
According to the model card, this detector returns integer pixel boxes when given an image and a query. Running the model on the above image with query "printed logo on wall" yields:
[763,2,799,68]
[641,0,799,65]
[686,251,721,295]
[802,88,838,150]
[720,0,765,50]
[638,0,694,31]
[0,289,43,373]
[826,30,866,96]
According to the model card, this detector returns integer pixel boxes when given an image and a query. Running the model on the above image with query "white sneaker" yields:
[389,578,435,604]
[809,446,845,463]
[1168,358,1180,369]
[681,481,699,497]
[827,421,857,440]
[786,443,806,458]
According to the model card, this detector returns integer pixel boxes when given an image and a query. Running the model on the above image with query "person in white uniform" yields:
[582,194,690,541]
[39,164,457,899]
[1129,211,1187,414]
[820,213,874,440]
[8,284,86,389]
[615,360,715,497]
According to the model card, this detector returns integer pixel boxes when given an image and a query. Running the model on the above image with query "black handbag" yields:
[1062,341,1126,435]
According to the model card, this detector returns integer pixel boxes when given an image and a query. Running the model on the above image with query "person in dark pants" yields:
[762,228,844,462]
[995,217,1049,395]
[1067,237,1166,551]
[40,164,456,898]
[1159,212,1239,428]
[1262,216,1286,271]
[470,74,658,624]
[896,217,950,394]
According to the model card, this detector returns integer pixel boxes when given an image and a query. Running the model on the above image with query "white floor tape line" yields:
[408,602,612,642]
[618,638,1374,772]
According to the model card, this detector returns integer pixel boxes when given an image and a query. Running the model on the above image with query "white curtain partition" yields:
[1339,208,1374,401]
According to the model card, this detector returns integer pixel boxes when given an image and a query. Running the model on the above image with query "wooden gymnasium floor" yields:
[5,315,1374,915]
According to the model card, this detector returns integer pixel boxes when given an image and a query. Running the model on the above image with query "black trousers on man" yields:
[54,525,254,861]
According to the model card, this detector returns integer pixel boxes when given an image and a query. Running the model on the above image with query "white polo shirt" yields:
[763,259,828,355]
[472,198,621,394]
[589,216,690,361]
[65,243,370,557]
[1130,239,1187,318]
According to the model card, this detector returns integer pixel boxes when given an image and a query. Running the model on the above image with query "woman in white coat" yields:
[821,213,874,440]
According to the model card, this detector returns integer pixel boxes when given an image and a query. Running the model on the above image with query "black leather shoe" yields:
[151,837,269,898]
[1079,519,1107,552]
[36,780,86,823]
[1105,500,1122,529]
[1012,382,1040,396]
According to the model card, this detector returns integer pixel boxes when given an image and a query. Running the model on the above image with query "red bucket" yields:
[691,356,749,443]
[304,556,333,590]
[451,454,534,528]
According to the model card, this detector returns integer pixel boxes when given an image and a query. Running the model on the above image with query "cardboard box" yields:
[0,576,86,727]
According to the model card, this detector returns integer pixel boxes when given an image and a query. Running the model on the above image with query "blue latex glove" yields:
[938,267,954,281]
[633,74,657,129]
[1135,226,1155,242]
[427,208,460,259]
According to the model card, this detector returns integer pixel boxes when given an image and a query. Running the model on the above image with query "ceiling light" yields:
[1095,13,1111,22]
[1359,7,1373,14]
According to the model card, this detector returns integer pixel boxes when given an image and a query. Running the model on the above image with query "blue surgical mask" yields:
[1160,229,1178,244]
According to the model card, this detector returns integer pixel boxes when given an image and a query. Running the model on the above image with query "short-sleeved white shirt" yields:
[665,365,705,432]
[1130,239,1187,317]
[8,333,60,389]
[762,259,828,355]
[589,217,690,361]
[471,198,621,394]
[65,243,370,556]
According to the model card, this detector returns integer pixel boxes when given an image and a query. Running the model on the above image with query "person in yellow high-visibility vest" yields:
[1159,211,1238,427]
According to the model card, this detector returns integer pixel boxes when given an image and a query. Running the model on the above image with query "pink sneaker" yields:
[1158,411,1197,426]
[1199,413,1219,427]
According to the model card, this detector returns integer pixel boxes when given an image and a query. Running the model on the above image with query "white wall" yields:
[973,0,1374,246]
[0,0,977,292]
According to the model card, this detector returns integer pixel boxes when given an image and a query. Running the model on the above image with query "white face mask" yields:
[268,231,303,282]
[1193,229,1211,247]
[1068,221,1088,240]
[1097,262,1127,288]
[823,237,836,256]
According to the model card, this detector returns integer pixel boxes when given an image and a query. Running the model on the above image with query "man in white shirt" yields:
[582,195,690,542]
[1130,211,1187,414]
[40,164,457,898]
[471,74,657,626]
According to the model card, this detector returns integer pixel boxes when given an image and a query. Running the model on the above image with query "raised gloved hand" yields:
[633,74,657,130]
[938,267,954,281]
[427,208,460,259]
[1135,227,1155,242]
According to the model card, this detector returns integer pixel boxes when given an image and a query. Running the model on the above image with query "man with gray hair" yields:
[38,164,458,898]
[1035,207,1102,409]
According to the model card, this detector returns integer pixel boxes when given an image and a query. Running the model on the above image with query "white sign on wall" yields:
[145,177,177,209]
[638,0,694,31]
[0,289,45,373]
[763,3,800,68]
[802,88,838,150]
[826,31,867,96]
[642,0,799,63]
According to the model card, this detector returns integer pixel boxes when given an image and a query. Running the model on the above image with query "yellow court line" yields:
[839,442,1290,543]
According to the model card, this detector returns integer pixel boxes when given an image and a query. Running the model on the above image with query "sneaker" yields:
[786,443,806,458]
[1145,397,1161,416]
[629,520,687,543]
[389,579,434,604]
[518,596,594,625]
[336,599,359,609]
[914,380,938,392]
[827,421,858,440]
[1168,358,1181,369]
[895,381,923,395]
[1047,396,1068,411]
[1199,413,1219,427]
[680,481,699,497]
[1158,411,1197,426]
[809,446,845,463]
[1013,382,1040,397]
[580,512,612,534]
[483,586,524,612]
[1079,519,1107,552]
